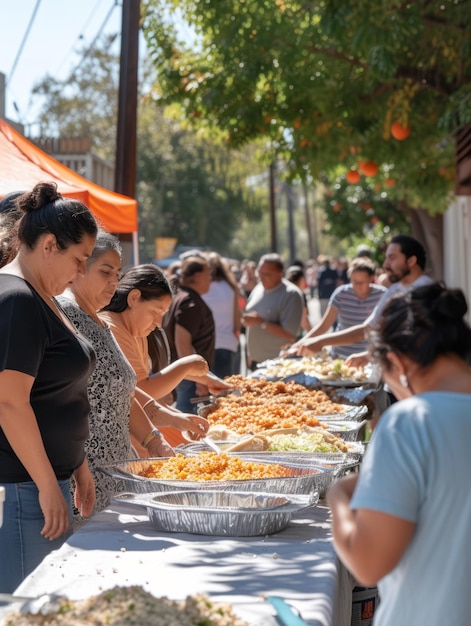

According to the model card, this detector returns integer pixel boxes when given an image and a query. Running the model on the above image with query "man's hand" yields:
[241,311,264,328]
[296,337,326,356]
[345,352,369,368]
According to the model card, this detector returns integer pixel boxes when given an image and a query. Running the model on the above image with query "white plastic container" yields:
[0,486,4,528]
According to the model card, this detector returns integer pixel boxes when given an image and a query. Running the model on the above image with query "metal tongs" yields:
[189,389,241,404]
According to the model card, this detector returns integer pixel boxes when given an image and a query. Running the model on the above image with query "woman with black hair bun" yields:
[0,182,98,592]
[327,282,471,626]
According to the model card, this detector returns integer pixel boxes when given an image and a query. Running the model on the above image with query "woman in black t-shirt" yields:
[0,182,98,592]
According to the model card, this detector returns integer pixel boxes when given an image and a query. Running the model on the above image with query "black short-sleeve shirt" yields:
[163,286,215,367]
[0,275,96,482]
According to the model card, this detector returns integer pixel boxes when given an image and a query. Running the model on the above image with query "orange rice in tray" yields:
[201,375,346,435]
[138,453,291,481]
[222,376,345,410]
[201,403,331,434]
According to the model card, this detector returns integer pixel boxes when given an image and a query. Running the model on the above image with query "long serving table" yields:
[5,501,354,626]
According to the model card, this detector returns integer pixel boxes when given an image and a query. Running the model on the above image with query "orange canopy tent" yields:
[0,119,137,234]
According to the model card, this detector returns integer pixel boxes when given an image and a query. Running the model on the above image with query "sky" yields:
[0,0,125,131]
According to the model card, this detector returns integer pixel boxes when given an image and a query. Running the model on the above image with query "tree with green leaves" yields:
[31,37,266,260]
[142,0,471,275]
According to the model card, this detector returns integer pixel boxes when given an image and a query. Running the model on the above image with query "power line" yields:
[21,0,120,126]
[72,0,120,74]
[54,0,117,76]
[7,0,42,87]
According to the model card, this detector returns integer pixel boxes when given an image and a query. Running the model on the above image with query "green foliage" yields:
[31,38,267,261]
[32,35,120,161]
[142,0,470,217]
[320,172,409,244]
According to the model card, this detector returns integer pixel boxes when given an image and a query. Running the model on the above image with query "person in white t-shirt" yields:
[202,252,242,378]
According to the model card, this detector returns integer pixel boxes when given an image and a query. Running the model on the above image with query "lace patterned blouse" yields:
[57,296,137,517]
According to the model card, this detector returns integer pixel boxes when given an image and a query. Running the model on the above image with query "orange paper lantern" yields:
[359,161,379,177]
[391,121,411,141]
[346,170,361,184]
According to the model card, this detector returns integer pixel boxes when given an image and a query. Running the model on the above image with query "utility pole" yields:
[285,182,296,263]
[269,161,277,252]
[115,0,140,263]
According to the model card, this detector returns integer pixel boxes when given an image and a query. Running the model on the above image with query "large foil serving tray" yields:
[98,457,326,497]
[113,489,319,536]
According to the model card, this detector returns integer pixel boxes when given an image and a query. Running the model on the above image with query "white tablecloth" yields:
[4,501,353,625]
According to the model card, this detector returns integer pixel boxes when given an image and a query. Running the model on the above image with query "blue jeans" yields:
[212,349,239,378]
[0,480,73,593]
[175,378,197,414]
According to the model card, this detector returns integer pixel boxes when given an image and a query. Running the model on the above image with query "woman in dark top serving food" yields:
[0,182,98,592]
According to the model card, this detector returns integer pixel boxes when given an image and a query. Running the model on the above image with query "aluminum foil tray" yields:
[220,452,355,497]
[320,419,367,442]
[199,402,367,423]
[179,440,365,461]
[113,490,319,536]
[98,458,325,497]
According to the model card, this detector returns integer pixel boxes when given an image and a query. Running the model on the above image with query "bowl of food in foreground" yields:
[114,489,319,536]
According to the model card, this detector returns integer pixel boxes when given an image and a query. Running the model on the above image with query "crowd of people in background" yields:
[3,183,470,609]
[159,246,402,375]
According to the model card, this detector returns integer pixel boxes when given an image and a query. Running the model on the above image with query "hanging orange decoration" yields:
[358,161,379,177]
[391,121,411,141]
[346,170,361,184]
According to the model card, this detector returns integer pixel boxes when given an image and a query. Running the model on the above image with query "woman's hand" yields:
[73,459,96,520]
[145,402,210,439]
[178,354,209,378]
[145,434,175,457]
[205,374,233,395]
[172,414,210,440]
[38,482,71,541]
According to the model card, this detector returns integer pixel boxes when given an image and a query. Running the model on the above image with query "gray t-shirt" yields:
[245,278,304,362]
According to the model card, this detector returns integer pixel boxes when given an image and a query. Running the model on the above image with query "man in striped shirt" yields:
[294,235,433,365]
[295,257,387,359]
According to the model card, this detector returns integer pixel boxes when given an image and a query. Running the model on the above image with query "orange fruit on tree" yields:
[385,177,396,187]
[391,121,411,141]
[346,170,361,184]
[359,161,379,177]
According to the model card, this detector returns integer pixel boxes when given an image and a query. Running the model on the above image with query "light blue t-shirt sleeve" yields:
[350,402,427,523]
